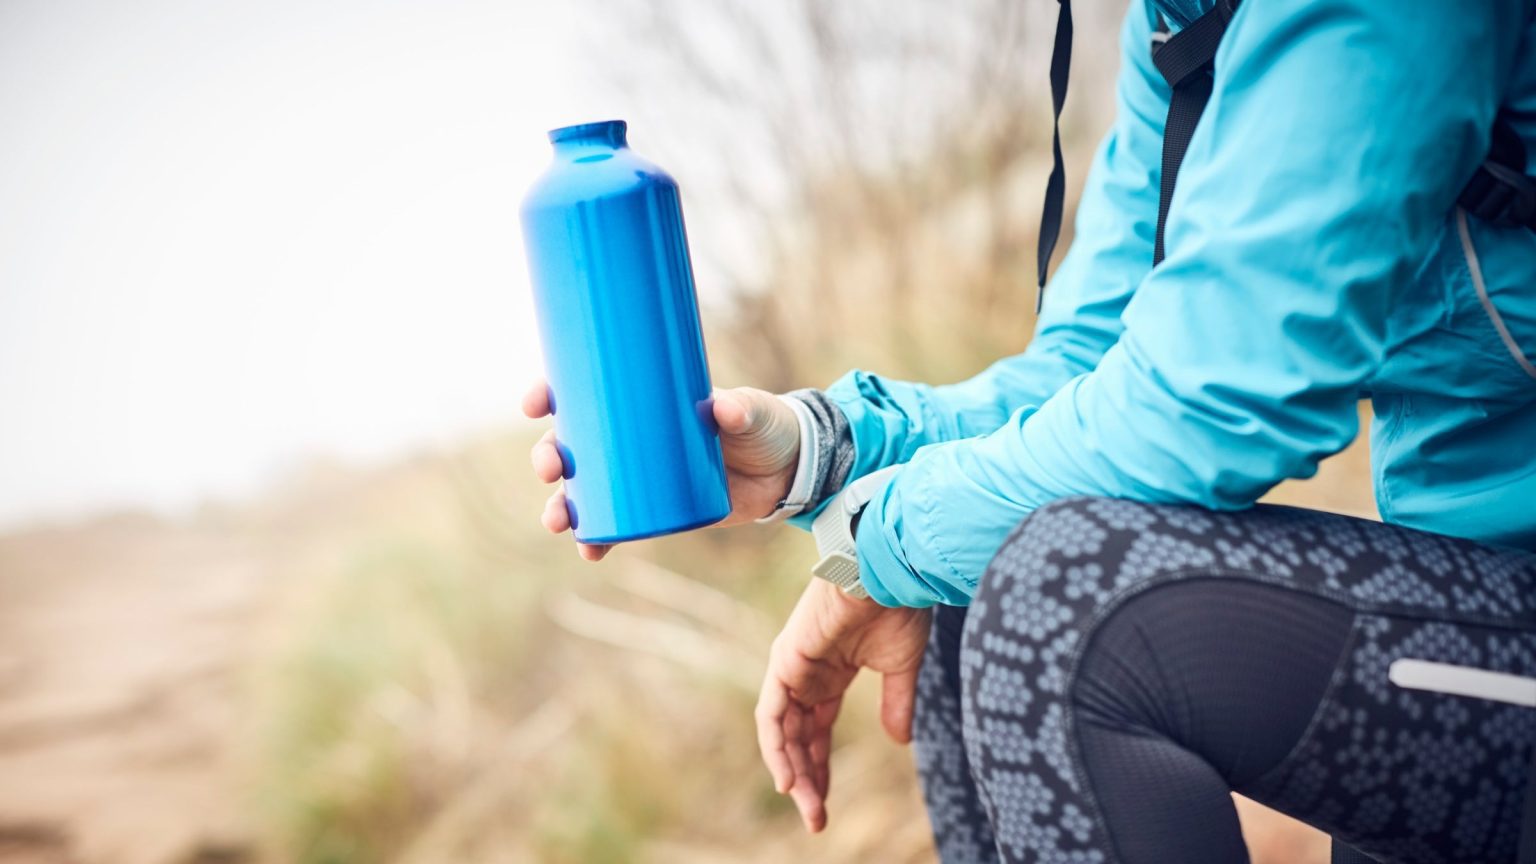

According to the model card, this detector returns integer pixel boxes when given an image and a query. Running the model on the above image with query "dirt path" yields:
[0,515,266,864]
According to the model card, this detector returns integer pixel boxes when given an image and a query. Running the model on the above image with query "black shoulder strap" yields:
[1151,0,1238,265]
[1035,0,1074,311]
[1035,0,1237,308]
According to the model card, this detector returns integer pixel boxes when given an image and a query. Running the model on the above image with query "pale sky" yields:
[0,0,644,527]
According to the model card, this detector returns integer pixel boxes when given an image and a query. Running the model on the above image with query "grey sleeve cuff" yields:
[783,388,855,513]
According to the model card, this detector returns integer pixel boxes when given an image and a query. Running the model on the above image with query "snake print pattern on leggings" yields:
[912,497,1536,864]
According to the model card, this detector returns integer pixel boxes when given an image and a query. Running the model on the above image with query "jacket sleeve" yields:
[805,2,1168,490]
[855,0,1524,607]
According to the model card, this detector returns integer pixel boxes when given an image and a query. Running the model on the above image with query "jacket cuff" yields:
[854,449,978,608]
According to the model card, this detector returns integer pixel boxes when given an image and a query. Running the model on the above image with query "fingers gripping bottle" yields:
[520,120,731,543]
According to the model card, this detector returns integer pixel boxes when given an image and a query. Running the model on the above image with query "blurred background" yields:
[0,0,1373,861]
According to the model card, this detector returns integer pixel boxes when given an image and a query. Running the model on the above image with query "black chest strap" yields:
[1460,115,1536,230]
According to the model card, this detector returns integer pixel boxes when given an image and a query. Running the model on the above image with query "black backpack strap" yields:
[1035,0,1074,311]
[1151,0,1239,265]
[1034,1,1238,303]
[1459,114,1536,230]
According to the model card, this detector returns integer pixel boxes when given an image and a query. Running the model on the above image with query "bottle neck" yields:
[549,120,628,159]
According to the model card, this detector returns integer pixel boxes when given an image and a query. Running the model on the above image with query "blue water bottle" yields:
[520,120,731,543]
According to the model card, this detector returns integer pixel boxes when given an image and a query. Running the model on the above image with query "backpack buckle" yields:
[1460,159,1536,229]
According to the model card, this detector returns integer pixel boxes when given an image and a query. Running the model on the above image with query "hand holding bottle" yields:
[524,379,801,560]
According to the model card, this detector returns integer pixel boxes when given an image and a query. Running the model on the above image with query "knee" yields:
[959,498,1135,719]
[959,497,1200,716]
[953,500,1144,836]
[974,496,1225,616]
[972,496,1141,616]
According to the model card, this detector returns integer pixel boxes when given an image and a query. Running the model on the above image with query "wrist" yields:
[808,577,883,637]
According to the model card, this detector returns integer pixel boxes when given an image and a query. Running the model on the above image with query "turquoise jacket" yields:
[800,0,1536,607]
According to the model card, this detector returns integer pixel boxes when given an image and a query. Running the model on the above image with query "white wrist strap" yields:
[809,465,902,598]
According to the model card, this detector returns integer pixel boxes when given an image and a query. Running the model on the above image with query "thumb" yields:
[712,387,785,437]
[879,668,919,745]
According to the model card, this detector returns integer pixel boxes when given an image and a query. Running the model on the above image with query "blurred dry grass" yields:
[0,422,1370,864]
[0,1,1379,862]
[239,437,942,864]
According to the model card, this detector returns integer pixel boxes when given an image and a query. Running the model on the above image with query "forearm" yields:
[773,349,1093,527]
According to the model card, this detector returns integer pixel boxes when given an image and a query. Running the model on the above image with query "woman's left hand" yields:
[755,579,931,832]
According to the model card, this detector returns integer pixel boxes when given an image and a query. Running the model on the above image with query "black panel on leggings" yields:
[1071,580,1354,862]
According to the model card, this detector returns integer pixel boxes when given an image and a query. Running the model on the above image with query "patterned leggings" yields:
[913,498,1536,864]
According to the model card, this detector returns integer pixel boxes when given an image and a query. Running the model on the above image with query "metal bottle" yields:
[520,120,730,543]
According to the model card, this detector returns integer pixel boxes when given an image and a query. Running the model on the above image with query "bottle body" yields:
[520,120,730,543]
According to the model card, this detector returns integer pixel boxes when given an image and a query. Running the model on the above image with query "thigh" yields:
[963,498,1536,864]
